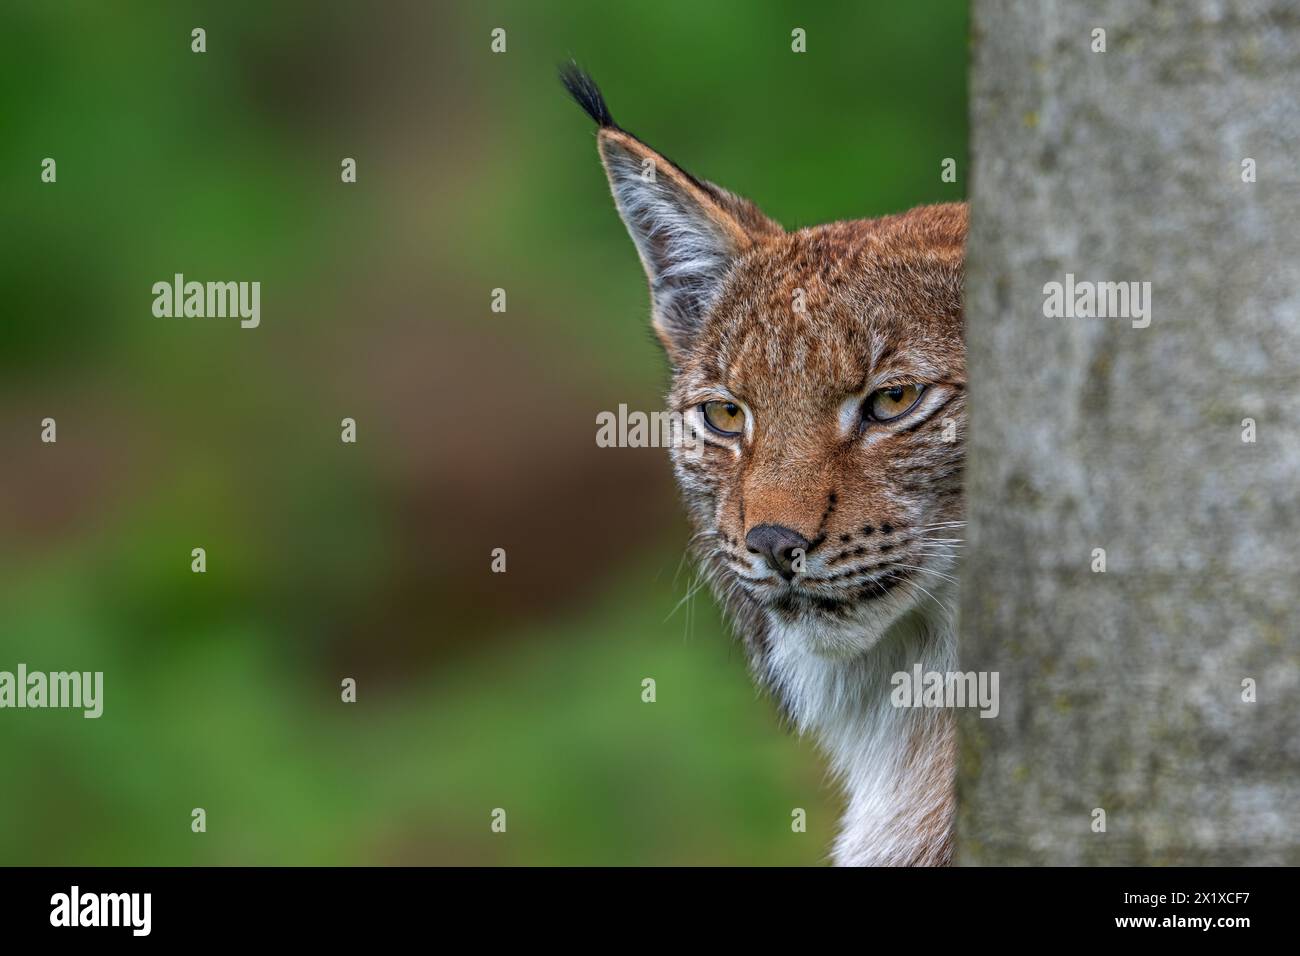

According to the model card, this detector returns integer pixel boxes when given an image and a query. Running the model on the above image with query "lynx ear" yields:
[562,65,781,359]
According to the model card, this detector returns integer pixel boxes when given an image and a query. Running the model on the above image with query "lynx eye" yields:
[701,400,745,436]
[866,384,925,422]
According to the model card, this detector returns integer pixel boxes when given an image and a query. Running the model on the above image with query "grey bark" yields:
[959,0,1300,864]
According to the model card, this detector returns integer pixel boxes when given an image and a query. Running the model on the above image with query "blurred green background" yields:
[0,0,966,864]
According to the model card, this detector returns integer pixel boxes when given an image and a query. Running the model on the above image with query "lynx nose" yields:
[745,524,810,579]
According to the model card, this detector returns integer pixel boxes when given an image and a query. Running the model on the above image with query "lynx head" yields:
[565,66,966,667]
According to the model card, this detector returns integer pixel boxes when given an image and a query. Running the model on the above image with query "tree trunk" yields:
[959,0,1300,864]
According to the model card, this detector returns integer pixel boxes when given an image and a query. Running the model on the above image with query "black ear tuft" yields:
[559,61,616,129]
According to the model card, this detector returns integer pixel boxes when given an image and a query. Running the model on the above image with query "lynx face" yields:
[565,67,965,671]
[668,213,966,661]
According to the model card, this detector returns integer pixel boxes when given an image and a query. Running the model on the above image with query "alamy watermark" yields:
[50,886,150,936]
[1043,273,1151,329]
[0,664,103,718]
[595,403,703,458]
[890,665,999,718]
[152,273,260,328]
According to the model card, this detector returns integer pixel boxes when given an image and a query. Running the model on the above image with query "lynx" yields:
[564,66,966,866]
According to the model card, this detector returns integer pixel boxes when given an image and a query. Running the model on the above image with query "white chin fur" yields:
[765,590,910,660]
[761,578,959,866]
